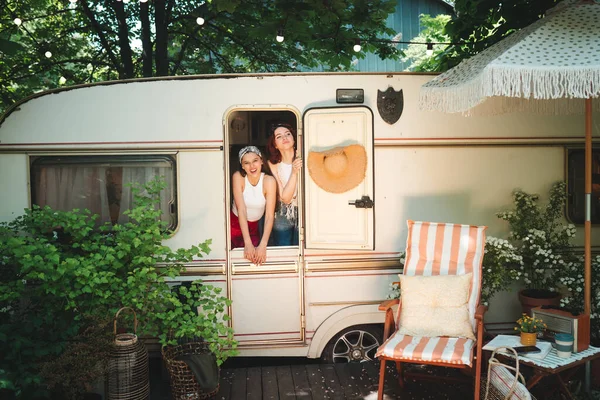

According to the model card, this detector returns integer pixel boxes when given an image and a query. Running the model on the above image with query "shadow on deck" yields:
[150,357,474,400]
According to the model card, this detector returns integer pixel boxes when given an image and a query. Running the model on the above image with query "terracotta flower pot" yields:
[518,288,561,316]
[520,332,537,346]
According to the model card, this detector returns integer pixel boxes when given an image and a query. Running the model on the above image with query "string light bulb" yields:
[196,17,205,25]
[123,0,130,3]
[140,0,148,2]
[14,17,22,26]
[44,51,52,58]
[353,39,362,53]
[426,42,434,56]
[68,0,77,3]
[276,28,284,43]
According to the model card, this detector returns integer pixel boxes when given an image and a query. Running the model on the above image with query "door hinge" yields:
[301,315,306,329]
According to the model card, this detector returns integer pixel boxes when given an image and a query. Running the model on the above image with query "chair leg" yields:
[474,354,482,400]
[396,361,405,388]
[378,359,386,400]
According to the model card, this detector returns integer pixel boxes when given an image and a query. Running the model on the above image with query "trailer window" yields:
[567,148,600,224]
[30,155,176,228]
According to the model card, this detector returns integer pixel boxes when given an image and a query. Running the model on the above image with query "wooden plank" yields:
[333,362,370,399]
[320,364,345,400]
[361,360,383,395]
[290,365,313,399]
[216,368,233,400]
[304,364,328,400]
[381,361,405,398]
[276,365,296,399]
[246,366,262,400]
[228,367,247,400]
[261,366,279,400]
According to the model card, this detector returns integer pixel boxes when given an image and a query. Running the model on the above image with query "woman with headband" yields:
[231,146,277,265]
[267,123,302,246]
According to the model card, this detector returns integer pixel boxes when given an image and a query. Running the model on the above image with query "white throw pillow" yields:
[397,273,475,340]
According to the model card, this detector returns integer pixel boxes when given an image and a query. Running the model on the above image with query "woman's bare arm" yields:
[255,175,277,265]
[232,172,255,261]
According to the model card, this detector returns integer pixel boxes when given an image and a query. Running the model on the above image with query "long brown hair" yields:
[267,123,296,164]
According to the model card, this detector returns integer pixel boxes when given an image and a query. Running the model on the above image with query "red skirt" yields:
[230,210,260,248]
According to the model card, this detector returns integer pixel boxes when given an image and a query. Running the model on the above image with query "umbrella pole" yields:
[585,97,592,316]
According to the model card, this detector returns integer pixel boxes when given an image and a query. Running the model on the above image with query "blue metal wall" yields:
[303,0,453,72]
[357,0,453,71]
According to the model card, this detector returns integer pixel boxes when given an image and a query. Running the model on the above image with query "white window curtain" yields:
[36,166,111,224]
[118,167,172,224]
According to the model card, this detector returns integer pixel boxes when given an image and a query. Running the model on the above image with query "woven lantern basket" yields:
[162,342,220,400]
[480,347,536,400]
[106,307,150,400]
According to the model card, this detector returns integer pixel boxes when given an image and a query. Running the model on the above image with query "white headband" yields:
[238,146,262,164]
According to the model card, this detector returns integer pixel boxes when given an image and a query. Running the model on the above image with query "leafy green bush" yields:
[0,177,237,398]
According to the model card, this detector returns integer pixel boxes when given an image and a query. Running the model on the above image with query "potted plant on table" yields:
[515,314,547,346]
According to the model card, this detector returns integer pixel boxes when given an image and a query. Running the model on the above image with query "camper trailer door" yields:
[303,107,374,250]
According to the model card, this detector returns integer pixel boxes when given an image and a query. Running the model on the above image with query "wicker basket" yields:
[106,307,150,400]
[481,346,536,400]
[162,342,220,400]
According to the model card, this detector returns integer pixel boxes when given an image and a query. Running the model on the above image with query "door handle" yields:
[348,195,374,209]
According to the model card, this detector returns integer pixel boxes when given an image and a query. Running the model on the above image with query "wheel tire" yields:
[321,324,383,363]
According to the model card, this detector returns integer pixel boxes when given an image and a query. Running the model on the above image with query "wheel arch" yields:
[307,304,384,359]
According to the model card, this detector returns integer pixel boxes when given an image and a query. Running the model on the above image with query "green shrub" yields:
[0,177,236,398]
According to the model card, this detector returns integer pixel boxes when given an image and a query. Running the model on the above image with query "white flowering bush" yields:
[496,182,575,291]
[557,255,600,343]
[497,181,599,343]
[481,237,523,305]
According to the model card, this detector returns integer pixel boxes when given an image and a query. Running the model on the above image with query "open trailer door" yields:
[303,106,374,250]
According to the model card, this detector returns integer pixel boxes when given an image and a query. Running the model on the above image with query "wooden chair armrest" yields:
[379,298,399,311]
[475,304,488,321]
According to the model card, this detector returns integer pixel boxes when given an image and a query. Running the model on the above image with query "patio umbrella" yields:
[420,0,600,315]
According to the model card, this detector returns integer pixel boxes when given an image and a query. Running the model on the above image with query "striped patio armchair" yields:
[376,220,487,400]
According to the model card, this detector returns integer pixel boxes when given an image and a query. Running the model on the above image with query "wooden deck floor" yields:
[150,358,474,399]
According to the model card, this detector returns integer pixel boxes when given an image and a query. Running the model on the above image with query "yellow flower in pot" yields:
[514,314,547,345]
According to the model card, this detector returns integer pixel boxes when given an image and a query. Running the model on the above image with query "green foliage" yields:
[402,14,452,72]
[0,177,236,397]
[0,0,400,114]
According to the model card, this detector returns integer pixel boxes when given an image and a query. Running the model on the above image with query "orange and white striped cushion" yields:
[375,332,474,366]
[399,220,486,330]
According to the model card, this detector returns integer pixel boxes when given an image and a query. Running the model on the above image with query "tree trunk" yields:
[114,1,135,78]
[140,1,153,77]
[155,0,169,76]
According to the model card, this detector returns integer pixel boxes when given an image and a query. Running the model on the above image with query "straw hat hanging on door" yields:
[307,144,367,193]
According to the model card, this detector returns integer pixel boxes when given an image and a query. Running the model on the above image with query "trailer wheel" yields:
[321,324,383,363]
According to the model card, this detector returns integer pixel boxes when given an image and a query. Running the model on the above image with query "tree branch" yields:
[79,0,122,76]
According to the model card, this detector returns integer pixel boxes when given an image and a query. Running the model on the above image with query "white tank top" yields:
[232,173,266,222]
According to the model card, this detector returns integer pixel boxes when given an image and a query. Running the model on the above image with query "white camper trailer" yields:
[0,73,597,361]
